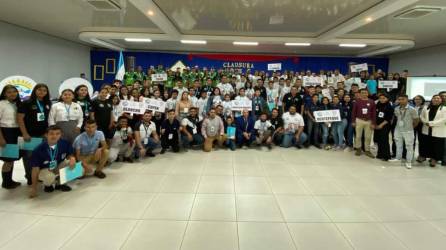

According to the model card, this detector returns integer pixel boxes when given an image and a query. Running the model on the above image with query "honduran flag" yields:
[115,51,125,81]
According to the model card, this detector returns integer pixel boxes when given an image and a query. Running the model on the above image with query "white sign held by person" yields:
[350,63,368,73]
[303,76,322,86]
[143,98,166,113]
[151,73,167,81]
[121,100,145,114]
[314,110,341,123]
[378,80,398,89]
[231,99,252,111]
[267,63,282,71]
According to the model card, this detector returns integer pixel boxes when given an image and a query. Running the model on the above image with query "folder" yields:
[22,137,43,151]
[60,162,83,184]
[0,144,19,158]
[227,127,236,140]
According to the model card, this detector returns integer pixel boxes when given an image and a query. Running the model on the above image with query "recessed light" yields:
[147,10,154,16]
[285,43,311,46]
[365,17,373,22]
[124,38,152,42]
[180,40,207,44]
[339,43,367,48]
[233,41,258,46]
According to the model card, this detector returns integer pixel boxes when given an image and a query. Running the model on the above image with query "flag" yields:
[115,51,125,81]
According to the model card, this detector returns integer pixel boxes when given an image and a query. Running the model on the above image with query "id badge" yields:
[144,137,149,145]
[210,126,215,133]
[168,134,173,140]
[362,108,368,115]
[37,112,45,121]
[378,112,384,118]
[255,105,260,111]
[192,127,197,134]
[49,160,57,170]
[183,107,189,113]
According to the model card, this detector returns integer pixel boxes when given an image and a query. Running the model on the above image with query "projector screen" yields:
[407,77,446,100]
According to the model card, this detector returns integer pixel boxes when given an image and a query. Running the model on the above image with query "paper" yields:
[21,137,43,151]
[0,144,20,158]
[143,98,166,113]
[59,162,83,184]
[378,80,398,89]
[303,76,322,86]
[227,127,236,139]
[151,73,167,81]
[350,63,368,72]
[313,110,341,123]
[231,100,252,111]
[121,100,145,114]
[267,63,282,71]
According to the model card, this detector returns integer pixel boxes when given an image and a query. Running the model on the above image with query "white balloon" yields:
[59,77,94,96]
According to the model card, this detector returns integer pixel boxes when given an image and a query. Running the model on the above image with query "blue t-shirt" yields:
[73,131,105,155]
[366,80,377,95]
[30,139,73,169]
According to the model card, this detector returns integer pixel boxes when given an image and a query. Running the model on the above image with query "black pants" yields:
[161,135,179,152]
[375,125,391,160]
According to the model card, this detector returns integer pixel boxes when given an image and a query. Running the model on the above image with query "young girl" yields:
[91,87,114,145]
[207,88,223,112]
[342,94,354,148]
[222,94,233,119]
[245,81,255,99]
[119,86,131,100]
[374,94,394,161]
[0,85,22,189]
[225,116,236,151]
[74,84,92,130]
[331,95,345,150]
[17,83,51,185]
[48,89,83,144]
[175,91,192,121]
[319,97,331,150]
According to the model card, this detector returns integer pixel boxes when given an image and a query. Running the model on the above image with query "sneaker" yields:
[388,158,400,163]
[55,184,72,192]
[324,145,331,150]
[267,144,272,150]
[160,148,166,154]
[124,157,134,163]
[405,162,412,169]
[44,185,54,193]
[355,149,361,156]
[365,151,375,158]
[94,171,106,179]
[296,144,302,149]
[314,144,322,149]
[146,151,156,157]
[416,156,425,163]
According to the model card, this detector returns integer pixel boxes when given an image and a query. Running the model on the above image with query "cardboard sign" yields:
[143,98,166,113]
[231,99,252,111]
[321,89,331,98]
[151,73,167,81]
[60,162,83,184]
[303,76,322,86]
[0,75,37,100]
[121,100,145,114]
[267,63,282,71]
[378,80,398,89]
[350,63,368,73]
[314,110,341,122]
[59,77,94,96]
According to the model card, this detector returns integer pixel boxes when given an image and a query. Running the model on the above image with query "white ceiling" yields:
[1,0,445,56]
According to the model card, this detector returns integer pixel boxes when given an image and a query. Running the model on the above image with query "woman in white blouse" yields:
[0,85,22,189]
[48,89,83,144]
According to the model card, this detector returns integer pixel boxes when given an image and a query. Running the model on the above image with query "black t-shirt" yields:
[282,93,303,113]
[91,99,112,128]
[17,99,51,137]
[152,113,165,135]
[181,116,202,135]
[161,119,180,140]
[270,117,283,130]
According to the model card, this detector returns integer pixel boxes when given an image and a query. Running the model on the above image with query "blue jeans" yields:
[181,134,204,148]
[321,124,329,145]
[344,119,354,147]
[332,121,345,146]
[306,119,320,146]
[281,132,308,148]
[226,139,236,151]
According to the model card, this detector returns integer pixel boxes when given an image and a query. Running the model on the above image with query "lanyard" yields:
[398,106,407,120]
[36,100,44,113]
[48,144,58,162]
[64,103,71,120]
[143,123,150,137]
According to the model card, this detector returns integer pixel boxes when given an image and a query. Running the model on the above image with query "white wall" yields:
[389,44,446,76]
[0,21,90,97]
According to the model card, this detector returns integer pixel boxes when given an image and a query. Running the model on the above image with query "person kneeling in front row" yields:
[29,125,77,198]
[134,111,161,158]
[109,116,134,163]
[73,119,109,179]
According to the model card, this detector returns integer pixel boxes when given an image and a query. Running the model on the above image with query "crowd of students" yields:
[0,65,445,198]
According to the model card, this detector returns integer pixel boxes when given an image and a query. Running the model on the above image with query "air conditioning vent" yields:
[86,0,121,11]
[394,6,443,19]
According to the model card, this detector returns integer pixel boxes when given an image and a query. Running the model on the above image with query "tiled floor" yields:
[2,147,446,250]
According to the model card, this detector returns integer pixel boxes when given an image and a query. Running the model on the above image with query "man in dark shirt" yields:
[255,79,267,100]
[180,107,204,150]
[236,109,256,148]
[91,87,114,142]
[29,126,76,198]
[282,86,304,115]
[160,109,180,154]
[352,88,376,157]
[270,108,284,145]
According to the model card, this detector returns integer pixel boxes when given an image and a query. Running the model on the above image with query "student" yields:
[165,90,178,111]
[29,126,76,198]
[74,85,92,130]
[282,86,304,115]
[419,95,446,167]
[73,119,109,178]
[134,111,161,158]
[119,86,131,100]
[109,116,134,163]
[319,97,331,150]
[225,116,236,151]
[160,109,180,154]
[352,89,376,157]
[270,108,284,145]
[374,94,394,161]
[281,105,308,148]
[48,89,84,144]
[254,112,273,149]
[305,94,321,148]
[266,81,278,111]
[202,108,226,152]
[17,83,51,185]
[180,107,204,150]
[236,109,256,148]
[0,85,22,189]
[251,89,268,118]
[91,87,115,145]
[196,90,208,120]
[342,94,354,148]
[389,95,419,168]
[207,87,223,111]
[222,94,233,119]
[175,91,192,121]
[111,95,124,124]
[330,95,345,150]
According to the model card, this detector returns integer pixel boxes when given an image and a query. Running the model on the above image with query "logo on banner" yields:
[0,75,36,100]
[223,62,254,69]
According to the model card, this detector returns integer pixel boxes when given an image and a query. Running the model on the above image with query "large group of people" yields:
[0,65,445,199]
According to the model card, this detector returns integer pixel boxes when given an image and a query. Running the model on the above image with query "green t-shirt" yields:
[124,72,137,86]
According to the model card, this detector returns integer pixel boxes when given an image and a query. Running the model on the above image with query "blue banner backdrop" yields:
[90,50,389,90]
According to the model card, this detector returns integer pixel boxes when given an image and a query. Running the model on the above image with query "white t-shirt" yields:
[266,88,279,103]
[254,120,272,133]
[196,97,208,119]
[216,83,234,95]
[111,127,133,147]
[282,112,305,132]
[0,100,18,128]
[48,102,83,128]
[166,98,177,110]
[138,121,156,139]
[112,104,123,122]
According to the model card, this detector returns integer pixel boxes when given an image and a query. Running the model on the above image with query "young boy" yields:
[225,116,236,151]
[29,126,77,198]
[160,109,180,154]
